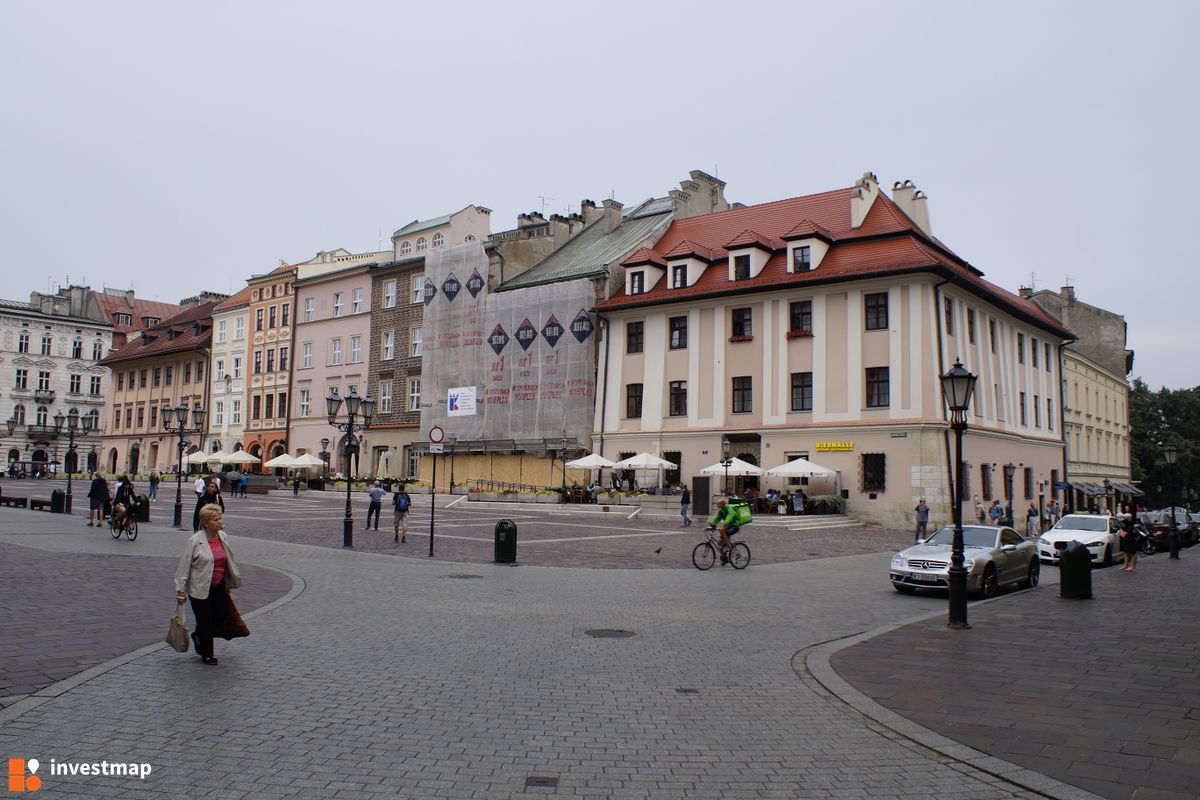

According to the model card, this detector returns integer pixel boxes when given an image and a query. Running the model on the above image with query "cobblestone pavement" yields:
[0,504,1059,799]
[832,552,1200,800]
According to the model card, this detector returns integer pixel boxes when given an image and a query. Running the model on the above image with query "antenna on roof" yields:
[538,196,556,214]
[714,163,719,178]
[1030,272,1036,291]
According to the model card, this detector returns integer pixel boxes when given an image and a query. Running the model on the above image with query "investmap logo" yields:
[8,757,153,791]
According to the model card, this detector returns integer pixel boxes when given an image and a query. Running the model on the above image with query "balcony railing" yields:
[33,389,56,403]
[24,424,60,439]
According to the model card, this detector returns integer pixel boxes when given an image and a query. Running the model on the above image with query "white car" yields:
[1037,514,1120,566]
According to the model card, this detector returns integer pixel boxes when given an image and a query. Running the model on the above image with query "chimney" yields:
[1018,286,1033,299]
[601,199,623,232]
[580,199,603,226]
[689,170,730,213]
[891,179,933,235]
[548,214,571,240]
[1061,285,1075,305]
[850,172,881,228]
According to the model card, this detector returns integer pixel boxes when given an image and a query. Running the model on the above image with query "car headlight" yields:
[1038,537,1050,546]
[891,554,905,567]
[1085,541,1104,548]
[964,558,975,570]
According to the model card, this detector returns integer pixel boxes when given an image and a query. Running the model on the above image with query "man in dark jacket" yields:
[86,473,110,527]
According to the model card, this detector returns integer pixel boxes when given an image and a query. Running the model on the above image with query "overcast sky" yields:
[3,1,1196,389]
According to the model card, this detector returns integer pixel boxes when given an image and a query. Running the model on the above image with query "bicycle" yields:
[109,508,138,541]
[692,526,751,570]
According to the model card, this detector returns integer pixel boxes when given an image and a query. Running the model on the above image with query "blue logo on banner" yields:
[515,318,537,351]
[488,324,509,355]
[449,393,460,412]
[467,269,485,298]
[441,273,461,302]
[541,315,563,347]
[571,309,594,343]
[423,278,437,305]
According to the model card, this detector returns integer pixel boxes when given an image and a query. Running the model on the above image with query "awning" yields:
[1068,481,1104,496]
[1111,482,1145,496]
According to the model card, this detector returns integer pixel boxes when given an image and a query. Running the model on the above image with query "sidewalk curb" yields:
[0,564,306,729]
[800,603,1104,800]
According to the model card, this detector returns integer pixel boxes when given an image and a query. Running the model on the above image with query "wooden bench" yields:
[0,493,29,508]
[29,498,50,511]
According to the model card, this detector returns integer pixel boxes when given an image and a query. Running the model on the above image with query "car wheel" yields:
[1101,545,1112,567]
[979,565,998,598]
[1141,537,1157,556]
[1019,558,1040,589]
[893,583,915,594]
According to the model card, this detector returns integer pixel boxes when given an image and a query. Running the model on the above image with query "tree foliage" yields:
[1129,378,1199,508]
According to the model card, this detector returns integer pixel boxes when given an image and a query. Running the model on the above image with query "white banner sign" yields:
[447,386,477,416]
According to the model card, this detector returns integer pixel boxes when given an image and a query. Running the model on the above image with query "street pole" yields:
[1165,443,1180,559]
[429,453,437,558]
[326,389,375,549]
[940,359,977,630]
[344,437,354,548]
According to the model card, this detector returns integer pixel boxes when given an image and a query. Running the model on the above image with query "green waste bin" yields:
[134,494,151,523]
[1058,541,1093,599]
[494,519,518,564]
[50,489,66,514]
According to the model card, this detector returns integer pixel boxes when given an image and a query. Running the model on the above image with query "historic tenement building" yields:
[594,173,1074,529]
[242,265,296,467]
[206,286,252,458]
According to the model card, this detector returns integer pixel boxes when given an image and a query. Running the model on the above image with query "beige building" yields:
[595,173,1074,529]
[1027,286,1136,510]
[206,287,252,458]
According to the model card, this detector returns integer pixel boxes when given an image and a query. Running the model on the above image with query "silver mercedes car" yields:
[889,525,1040,598]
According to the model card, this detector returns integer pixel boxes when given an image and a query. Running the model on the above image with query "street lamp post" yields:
[161,403,207,529]
[53,408,91,514]
[1164,443,1180,559]
[559,434,568,497]
[721,437,732,497]
[940,359,978,630]
[320,437,330,484]
[1103,477,1113,515]
[326,388,375,548]
[449,435,457,494]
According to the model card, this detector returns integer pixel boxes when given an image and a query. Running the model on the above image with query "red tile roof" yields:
[662,239,726,263]
[724,229,784,252]
[93,291,184,336]
[597,186,1071,338]
[214,285,254,311]
[98,301,220,366]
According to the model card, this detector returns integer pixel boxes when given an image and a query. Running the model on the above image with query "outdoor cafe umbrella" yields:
[611,452,675,491]
[699,457,765,477]
[223,450,261,465]
[565,453,617,469]
[263,453,297,469]
[764,456,836,478]
[289,453,327,470]
[203,449,231,464]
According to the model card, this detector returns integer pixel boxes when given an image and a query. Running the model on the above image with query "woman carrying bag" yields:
[174,504,248,665]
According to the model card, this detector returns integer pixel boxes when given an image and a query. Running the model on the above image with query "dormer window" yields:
[629,271,645,295]
[671,264,687,289]
[792,246,811,272]
[115,313,132,326]
[733,255,751,281]
[143,317,159,327]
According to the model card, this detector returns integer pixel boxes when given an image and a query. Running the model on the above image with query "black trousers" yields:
[188,582,230,659]
[366,501,381,528]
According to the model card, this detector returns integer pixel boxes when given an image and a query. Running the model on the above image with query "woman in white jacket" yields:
[175,504,243,665]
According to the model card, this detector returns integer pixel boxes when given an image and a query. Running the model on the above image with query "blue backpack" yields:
[394,492,410,511]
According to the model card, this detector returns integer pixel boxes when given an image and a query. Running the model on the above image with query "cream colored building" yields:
[595,173,1074,529]
[206,287,252,458]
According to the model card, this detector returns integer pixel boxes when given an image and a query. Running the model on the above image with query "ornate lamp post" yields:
[939,359,978,629]
[161,403,207,529]
[326,388,374,548]
[53,408,91,513]
[5,417,14,437]
[1103,477,1113,515]
[320,437,330,483]
[449,435,457,494]
[559,433,569,497]
[721,437,732,497]
[1164,442,1180,559]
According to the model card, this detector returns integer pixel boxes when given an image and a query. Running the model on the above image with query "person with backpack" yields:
[708,498,751,561]
[392,484,412,543]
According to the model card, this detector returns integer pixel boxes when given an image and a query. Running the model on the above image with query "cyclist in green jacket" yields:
[708,499,747,555]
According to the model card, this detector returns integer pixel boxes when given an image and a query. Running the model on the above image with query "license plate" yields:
[910,572,940,582]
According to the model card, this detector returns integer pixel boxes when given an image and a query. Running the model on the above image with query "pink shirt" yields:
[208,538,227,586]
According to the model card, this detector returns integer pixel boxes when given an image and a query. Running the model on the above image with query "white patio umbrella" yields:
[180,450,210,466]
[263,453,297,469]
[565,453,617,469]
[765,456,836,478]
[203,449,231,464]
[289,453,326,469]
[224,450,261,465]
[700,457,765,477]
[612,452,675,469]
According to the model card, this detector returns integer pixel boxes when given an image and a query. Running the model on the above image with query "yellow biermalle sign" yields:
[815,442,854,452]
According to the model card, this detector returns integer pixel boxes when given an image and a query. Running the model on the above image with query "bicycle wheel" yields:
[126,518,138,541]
[109,518,121,539]
[692,542,716,570]
[729,542,751,569]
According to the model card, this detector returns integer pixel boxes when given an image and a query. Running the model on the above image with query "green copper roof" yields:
[392,214,453,238]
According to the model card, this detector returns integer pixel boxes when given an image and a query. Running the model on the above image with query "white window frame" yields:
[416,236,427,252]
[408,378,421,411]
[432,232,444,248]
[331,338,342,365]
[411,275,424,303]
[215,359,225,381]
[352,287,363,313]
[303,297,314,322]
[231,399,241,425]
[232,356,242,379]
[411,328,422,357]
[302,342,312,369]
[382,331,394,360]
[384,280,396,308]
[216,319,227,343]
[299,389,310,417]
[333,292,344,317]
[214,401,224,426]
[379,381,392,413]
[89,376,102,395]
[234,316,245,340]
[399,240,412,255]
[350,335,362,363]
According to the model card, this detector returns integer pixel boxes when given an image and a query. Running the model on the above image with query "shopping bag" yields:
[166,601,190,652]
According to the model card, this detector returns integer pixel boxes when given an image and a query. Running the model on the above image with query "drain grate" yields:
[584,629,636,638]
[674,688,700,694]
[525,775,559,788]
[445,573,483,579]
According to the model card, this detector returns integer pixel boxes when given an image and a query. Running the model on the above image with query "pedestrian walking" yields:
[366,481,385,530]
[148,471,159,501]
[239,473,249,498]
[175,504,248,666]
[86,472,110,527]
[292,475,301,496]
[680,486,692,527]
[392,483,412,543]
[974,496,986,524]
[1118,507,1139,571]
[193,481,226,532]
[193,474,206,500]
[914,498,930,542]
[1048,499,1061,527]
[1026,503,1040,537]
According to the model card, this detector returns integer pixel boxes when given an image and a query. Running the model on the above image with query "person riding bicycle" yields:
[708,498,751,557]
[112,475,137,530]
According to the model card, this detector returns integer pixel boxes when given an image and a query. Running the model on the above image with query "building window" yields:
[234,316,245,339]
[400,240,412,256]
[93,341,103,360]
[268,306,277,329]
[69,373,81,393]
[432,232,444,248]
[1019,392,1027,425]
[231,400,241,425]
[37,370,50,391]
[303,298,314,322]
[1047,398,1054,430]
[41,335,52,355]
[626,384,643,418]
[407,447,419,479]
[732,376,753,413]
[299,389,311,418]
[411,275,424,304]
[866,367,890,408]
[281,303,289,327]
[216,319,227,343]
[1017,333,1025,364]
[408,379,421,412]
[264,394,274,419]
[944,297,954,335]
[214,401,224,426]
[733,254,751,280]
[671,264,686,289]
[416,237,427,252]
[1024,467,1034,500]
[669,316,688,349]
[251,395,261,420]
[410,328,423,357]
[71,339,82,358]
[989,319,997,354]
[17,332,28,353]
[1033,394,1041,427]
[302,342,312,368]
[254,350,263,374]
[333,293,344,317]
[792,245,811,273]
[331,338,342,365]
[183,363,192,384]
[123,407,131,428]
[350,336,362,363]
[967,309,976,344]
[789,300,812,333]
[215,359,225,381]
[626,321,644,354]
[115,313,132,326]
[352,288,363,313]
[865,293,888,330]
[668,381,687,416]
[255,308,264,332]
[15,368,28,389]
[382,331,394,360]
[862,453,887,492]
[731,308,753,338]
[146,406,155,428]
[279,346,288,372]
[379,381,392,413]
[152,367,161,387]
[1045,343,1052,372]
[136,405,145,427]
[89,376,101,395]
[265,350,275,374]
[1031,338,1039,368]
[791,372,813,412]
[629,271,644,295]
[112,406,119,430]
[384,280,397,308]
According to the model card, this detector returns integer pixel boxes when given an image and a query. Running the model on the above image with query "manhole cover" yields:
[525,775,559,788]
[445,573,483,579]
[674,688,699,694]
[584,629,636,638]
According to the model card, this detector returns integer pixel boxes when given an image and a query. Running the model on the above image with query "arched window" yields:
[432,232,444,248]
[7,448,19,464]
[464,234,476,242]
[416,237,427,252]
[36,405,48,426]
[399,241,412,255]
[12,404,25,424]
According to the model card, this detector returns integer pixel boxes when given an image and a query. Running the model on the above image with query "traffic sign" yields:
[429,443,444,454]
[428,425,445,444]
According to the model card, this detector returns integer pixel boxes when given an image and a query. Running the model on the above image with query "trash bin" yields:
[1058,540,1093,599]
[307,478,325,491]
[134,494,151,522]
[494,519,518,564]
[50,489,66,514]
